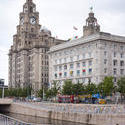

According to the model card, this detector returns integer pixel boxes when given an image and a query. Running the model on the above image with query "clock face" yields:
[20,17,24,25]
[30,17,36,24]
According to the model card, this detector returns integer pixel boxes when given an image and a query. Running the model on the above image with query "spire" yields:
[23,0,36,13]
[83,8,100,37]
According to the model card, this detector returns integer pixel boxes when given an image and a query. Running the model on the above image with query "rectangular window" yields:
[89,52,91,57]
[104,68,107,73]
[89,60,92,66]
[89,69,92,74]
[77,63,80,68]
[55,60,57,64]
[70,71,73,76]
[83,54,85,59]
[120,46,123,50]
[77,55,79,60]
[104,59,107,64]
[70,57,73,62]
[54,66,57,71]
[82,62,86,67]
[59,59,62,64]
[70,64,74,69]
[121,53,124,58]
[120,61,124,66]
[64,58,67,63]
[104,51,107,56]
[120,69,124,75]
[114,52,116,57]
[64,72,67,77]
[64,65,67,70]
[59,66,62,71]
[82,69,86,76]
[77,70,80,76]
[113,60,117,66]
[113,68,117,75]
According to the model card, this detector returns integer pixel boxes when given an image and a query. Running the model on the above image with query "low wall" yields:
[7,103,125,125]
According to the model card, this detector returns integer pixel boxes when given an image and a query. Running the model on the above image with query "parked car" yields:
[32,97,41,102]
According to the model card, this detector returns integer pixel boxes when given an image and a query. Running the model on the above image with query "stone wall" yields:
[7,103,125,125]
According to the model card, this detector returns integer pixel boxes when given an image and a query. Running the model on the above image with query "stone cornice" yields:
[49,32,125,53]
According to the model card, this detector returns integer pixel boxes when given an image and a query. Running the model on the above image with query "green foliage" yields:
[62,80,73,95]
[45,81,61,99]
[117,77,125,96]
[72,82,84,95]
[2,86,32,98]
[85,83,97,95]
[98,76,114,96]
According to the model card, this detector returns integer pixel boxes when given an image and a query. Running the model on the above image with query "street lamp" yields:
[0,79,5,98]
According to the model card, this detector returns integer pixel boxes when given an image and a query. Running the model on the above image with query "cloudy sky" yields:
[0,0,125,85]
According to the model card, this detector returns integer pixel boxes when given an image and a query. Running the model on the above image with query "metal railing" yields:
[0,113,34,125]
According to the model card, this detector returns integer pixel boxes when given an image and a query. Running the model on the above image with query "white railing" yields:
[0,113,35,125]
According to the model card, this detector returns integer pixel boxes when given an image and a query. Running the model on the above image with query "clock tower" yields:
[8,0,65,92]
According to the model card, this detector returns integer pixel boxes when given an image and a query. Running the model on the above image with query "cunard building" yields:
[8,0,65,91]
[49,10,125,86]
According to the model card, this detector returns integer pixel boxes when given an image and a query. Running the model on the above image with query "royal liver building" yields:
[8,0,65,91]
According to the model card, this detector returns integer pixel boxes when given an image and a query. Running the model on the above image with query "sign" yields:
[92,93,100,99]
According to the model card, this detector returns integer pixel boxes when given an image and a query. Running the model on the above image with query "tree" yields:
[62,80,73,95]
[72,82,84,95]
[98,76,114,96]
[85,83,97,95]
[117,77,125,99]
[45,81,61,99]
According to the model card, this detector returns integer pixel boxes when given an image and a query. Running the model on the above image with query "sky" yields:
[0,0,125,85]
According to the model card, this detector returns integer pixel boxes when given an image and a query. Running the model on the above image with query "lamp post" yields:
[0,79,5,98]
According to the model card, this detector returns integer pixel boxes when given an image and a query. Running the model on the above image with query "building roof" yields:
[49,32,125,53]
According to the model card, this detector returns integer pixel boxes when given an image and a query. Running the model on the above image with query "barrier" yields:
[0,113,35,125]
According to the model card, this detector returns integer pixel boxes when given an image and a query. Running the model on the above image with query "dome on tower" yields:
[40,27,51,36]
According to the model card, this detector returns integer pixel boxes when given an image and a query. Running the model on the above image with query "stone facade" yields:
[8,0,65,91]
[49,11,125,86]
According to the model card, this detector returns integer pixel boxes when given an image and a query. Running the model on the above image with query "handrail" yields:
[0,113,35,125]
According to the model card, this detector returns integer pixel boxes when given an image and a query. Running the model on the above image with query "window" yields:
[77,55,79,60]
[89,69,92,74]
[120,61,124,66]
[70,57,73,62]
[64,72,67,77]
[104,59,107,64]
[70,71,73,76]
[114,52,116,57]
[77,70,80,76]
[55,60,57,64]
[89,60,92,66]
[59,59,62,64]
[55,73,57,78]
[104,68,107,73]
[54,66,57,71]
[113,68,117,75]
[64,58,67,63]
[70,64,74,69]
[82,62,86,67]
[113,60,117,66]
[83,54,85,59]
[64,65,67,70]
[77,63,80,68]
[120,46,123,50]
[82,69,86,75]
[120,69,124,75]
[114,77,117,83]
[59,72,62,77]
[59,66,62,71]
[121,53,124,58]
[104,51,107,56]
[89,52,91,57]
